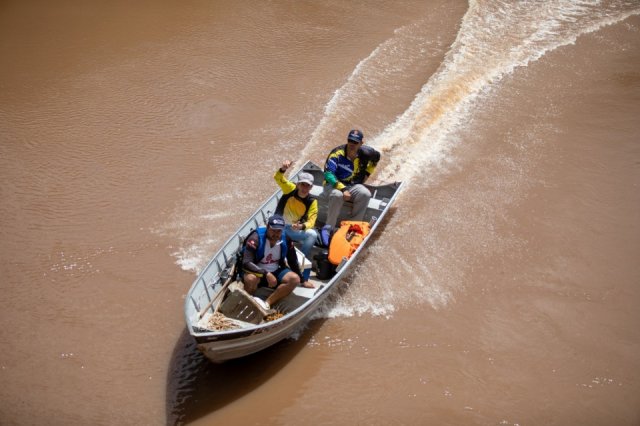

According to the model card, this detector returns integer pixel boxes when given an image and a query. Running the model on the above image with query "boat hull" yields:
[196,299,321,362]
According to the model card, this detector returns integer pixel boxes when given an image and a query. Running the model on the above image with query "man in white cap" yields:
[274,162,319,284]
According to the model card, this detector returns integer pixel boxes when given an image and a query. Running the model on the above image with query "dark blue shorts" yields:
[247,267,292,287]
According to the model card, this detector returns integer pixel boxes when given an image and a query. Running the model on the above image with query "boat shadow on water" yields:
[165,319,325,425]
[167,193,398,424]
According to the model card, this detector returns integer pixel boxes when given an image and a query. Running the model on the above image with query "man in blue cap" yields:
[321,129,381,230]
[241,214,302,310]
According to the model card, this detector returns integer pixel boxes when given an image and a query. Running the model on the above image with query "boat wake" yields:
[303,0,640,187]
[373,0,640,184]
[299,0,640,317]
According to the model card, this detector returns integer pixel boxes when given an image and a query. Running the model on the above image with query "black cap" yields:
[347,129,363,143]
[267,214,285,230]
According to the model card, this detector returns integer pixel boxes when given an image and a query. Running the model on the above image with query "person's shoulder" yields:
[329,145,347,156]
[245,230,260,248]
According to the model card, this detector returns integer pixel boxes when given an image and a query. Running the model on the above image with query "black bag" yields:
[314,250,335,280]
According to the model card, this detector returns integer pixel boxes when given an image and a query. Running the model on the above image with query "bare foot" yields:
[301,281,315,289]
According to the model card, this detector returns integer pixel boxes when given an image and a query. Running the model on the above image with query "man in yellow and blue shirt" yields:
[274,160,319,261]
[322,129,381,228]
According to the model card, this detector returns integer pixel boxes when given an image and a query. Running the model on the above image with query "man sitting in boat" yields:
[274,160,319,260]
[241,214,303,311]
[322,129,381,229]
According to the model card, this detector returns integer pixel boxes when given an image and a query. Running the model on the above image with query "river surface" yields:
[1,1,639,425]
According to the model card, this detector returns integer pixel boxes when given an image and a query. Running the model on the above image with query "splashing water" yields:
[371,0,640,184]
[304,0,640,316]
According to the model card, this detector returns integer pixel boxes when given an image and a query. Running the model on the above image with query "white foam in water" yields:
[372,0,640,184]
[173,244,207,273]
[157,186,256,273]
[299,20,448,162]
[310,0,640,317]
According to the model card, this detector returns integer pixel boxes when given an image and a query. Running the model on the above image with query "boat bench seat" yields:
[310,184,387,212]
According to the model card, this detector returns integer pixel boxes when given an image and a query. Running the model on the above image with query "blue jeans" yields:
[284,224,318,257]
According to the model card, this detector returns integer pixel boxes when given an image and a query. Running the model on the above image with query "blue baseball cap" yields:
[347,129,363,143]
[267,214,286,230]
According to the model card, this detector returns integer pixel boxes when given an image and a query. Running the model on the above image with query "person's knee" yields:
[355,185,372,198]
[329,189,343,200]
[243,274,259,293]
[282,272,300,287]
[305,229,318,241]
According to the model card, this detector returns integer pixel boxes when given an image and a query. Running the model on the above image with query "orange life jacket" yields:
[328,221,371,265]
